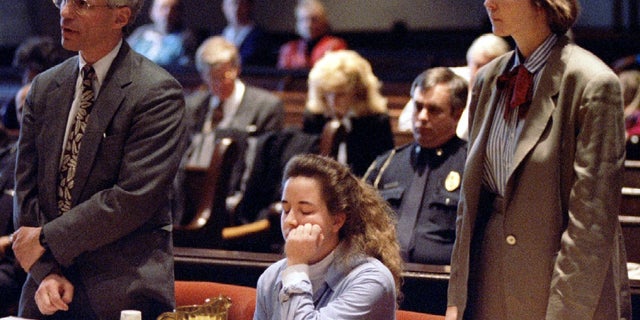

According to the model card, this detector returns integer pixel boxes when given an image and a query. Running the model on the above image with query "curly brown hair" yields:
[283,154,404,302]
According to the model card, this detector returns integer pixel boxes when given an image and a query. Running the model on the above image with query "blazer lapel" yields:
[71,44,131,201]
[507,38,565,195]
[230,86,254,131]
[461,55,511,227]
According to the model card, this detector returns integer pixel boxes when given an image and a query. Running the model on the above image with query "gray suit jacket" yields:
[14,42,186,319]
[447,35,632,319]
[184,84,284,137]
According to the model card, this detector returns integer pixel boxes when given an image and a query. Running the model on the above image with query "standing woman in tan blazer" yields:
[446,0,632,319]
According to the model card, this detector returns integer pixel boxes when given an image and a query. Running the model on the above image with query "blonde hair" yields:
[306,50,387,116]
[466,33,510,64]
[283,154,404,302]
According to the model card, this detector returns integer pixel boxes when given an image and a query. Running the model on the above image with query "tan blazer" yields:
[447,35,632,319]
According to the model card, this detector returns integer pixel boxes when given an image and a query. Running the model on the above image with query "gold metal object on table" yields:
[157,295,232,320]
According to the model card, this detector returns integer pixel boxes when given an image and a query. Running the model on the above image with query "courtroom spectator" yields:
[302,50,394,176]
[12,0,185,318]
[277,0,347,70]
[254,154,402,320]
[619,70,640,138]
[0,84,29,316]
[12,36,68,85]
[397,33,510,141]
[620,70,640,117]
[446,0,631,319]
[127,0,197,68]
[13,84,29,123]
[184,36,284,166]
[220,0,274,66]
[2,36,67,134]
[364,67,468,265]
[175,36,285,224]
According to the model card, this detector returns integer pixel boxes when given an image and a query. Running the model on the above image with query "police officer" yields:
[365,67,467,264]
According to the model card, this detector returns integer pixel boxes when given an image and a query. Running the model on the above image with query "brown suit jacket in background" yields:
[447,35,632,319]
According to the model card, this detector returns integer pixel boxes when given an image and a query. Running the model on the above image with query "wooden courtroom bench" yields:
[241,65,414,96]
[622,160,640,263]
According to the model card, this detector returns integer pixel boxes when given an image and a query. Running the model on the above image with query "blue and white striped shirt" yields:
[483,34,558,196]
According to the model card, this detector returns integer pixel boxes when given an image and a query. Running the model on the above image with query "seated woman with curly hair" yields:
[254,154,403,320]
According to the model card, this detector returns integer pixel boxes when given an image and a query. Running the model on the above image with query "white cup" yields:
[120,310,142,320]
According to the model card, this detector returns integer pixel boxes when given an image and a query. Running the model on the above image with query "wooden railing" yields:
[172,246,449,315]
[623,160,640,264]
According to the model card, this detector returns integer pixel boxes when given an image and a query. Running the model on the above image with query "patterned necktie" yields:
[57,65,96,214]
[497,64,534,119]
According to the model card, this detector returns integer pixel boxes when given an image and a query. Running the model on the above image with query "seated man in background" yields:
[184,36,284,167]
[127,0,197,68]
[620,69,640,118]
[277,0,347,70]
[397,33,510,141]
[175,37,284,224]
[364,67,468,265]
[220,0,274,66]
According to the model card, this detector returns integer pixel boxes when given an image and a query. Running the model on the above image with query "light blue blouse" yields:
[254,255,397,320]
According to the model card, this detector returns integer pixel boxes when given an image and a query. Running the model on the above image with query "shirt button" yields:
[506,235,517,245]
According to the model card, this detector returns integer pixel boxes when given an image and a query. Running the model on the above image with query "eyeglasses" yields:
[52,0,116,15]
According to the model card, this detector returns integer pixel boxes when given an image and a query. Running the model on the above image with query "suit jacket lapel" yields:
[460,55,511,233]
[71,44,131,201]
[506,37,565,196]
[470,56,511,167]
[231,86,253,131]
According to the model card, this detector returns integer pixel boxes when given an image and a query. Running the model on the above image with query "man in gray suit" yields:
[185,36,284,140]
[11,0,185,318]
[176,36,284,221]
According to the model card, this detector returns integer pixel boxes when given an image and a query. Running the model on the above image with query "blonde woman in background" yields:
[302,50,394,176]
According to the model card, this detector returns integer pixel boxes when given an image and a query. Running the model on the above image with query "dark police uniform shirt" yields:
[364,137,466,264]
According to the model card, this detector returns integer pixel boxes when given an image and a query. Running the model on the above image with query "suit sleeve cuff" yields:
[29,250,61,284]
